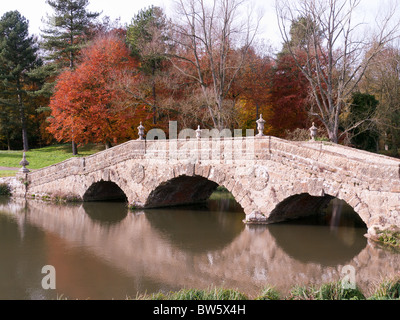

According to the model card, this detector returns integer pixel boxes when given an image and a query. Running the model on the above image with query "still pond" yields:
[0,193,399,299]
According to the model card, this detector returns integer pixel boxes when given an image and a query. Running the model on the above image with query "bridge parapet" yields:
[10,136,400,236]
[26,136,400,193]
[267,138,400,192]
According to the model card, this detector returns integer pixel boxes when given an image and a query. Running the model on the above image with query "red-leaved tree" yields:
[269,53,310,137]
[48,32,145,148]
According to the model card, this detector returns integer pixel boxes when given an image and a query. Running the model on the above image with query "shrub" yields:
[0,183,11,196]
[375,227,400,247]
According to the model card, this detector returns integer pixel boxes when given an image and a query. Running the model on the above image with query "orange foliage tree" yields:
[47,33,146,147]
[234,48,274,132]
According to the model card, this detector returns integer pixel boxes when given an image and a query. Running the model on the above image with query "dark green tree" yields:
[280,15,321,57]
[40,0,100,154]
[0,11,40,151]
[41,0,100,70]
[126,6,168,125]
[347,92,379,152]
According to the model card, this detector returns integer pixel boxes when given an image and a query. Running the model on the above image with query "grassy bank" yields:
[0,144,105,177]
[373,227,400,248]
[209,186,235,200]
[131,278,400,300]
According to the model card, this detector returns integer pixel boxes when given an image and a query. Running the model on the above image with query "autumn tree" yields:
[168,0,263,130]
[276,0,400,143]
[48,33,141,147]
[0,11,40,151]
[40,0,100,154]
[233,47,273,131]
[269,52,311,137]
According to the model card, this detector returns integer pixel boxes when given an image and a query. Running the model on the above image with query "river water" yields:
[0,193,399,300]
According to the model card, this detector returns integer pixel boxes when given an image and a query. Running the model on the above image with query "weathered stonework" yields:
[6,136,400,236]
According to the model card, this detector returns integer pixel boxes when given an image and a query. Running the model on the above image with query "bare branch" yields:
[276,0,400,143]
[169,0,262,129]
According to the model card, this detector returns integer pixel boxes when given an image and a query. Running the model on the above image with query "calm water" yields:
[0,194,399,300]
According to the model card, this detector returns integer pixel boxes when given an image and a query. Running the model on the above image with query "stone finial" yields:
[19,152,30,173]
[137,122,145,140]
[309,122,318,141]
[196,125,202,139]
[256,114,266,137]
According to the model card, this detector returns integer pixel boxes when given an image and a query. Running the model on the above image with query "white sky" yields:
[0,0,284,50]
[0,0,394,52]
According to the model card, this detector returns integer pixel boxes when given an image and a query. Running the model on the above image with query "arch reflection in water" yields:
[144,196,245,253]
[268,199,368,266]
[1,195,399,299]
[83,202,128,225]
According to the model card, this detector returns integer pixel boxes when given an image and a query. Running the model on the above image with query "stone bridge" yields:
[9,135,400,236]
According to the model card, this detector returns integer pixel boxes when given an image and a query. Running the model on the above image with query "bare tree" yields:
[276,0,400,143]
[168,0,263,130]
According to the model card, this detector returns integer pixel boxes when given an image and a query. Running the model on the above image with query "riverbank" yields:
[130,278,400,300]
[0,143,105,177]
[368,227,400,249]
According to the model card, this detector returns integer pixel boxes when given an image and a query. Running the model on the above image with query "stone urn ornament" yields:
[137,122,145,140]
[19,152,30,173]
[309,122,318,141]
[196,125,202,139]
[256,114,266,137]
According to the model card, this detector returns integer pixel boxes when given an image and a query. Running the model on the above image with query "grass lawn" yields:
[0,144,105,177]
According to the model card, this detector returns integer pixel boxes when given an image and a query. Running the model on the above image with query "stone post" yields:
[15,152,30,199]
[137,122,145,140]
[256,114,266,137]
[309,122,318,141]
[196,125,202,139]
[19,152,30,173]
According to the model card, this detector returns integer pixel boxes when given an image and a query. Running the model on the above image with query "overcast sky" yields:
[0,0,393,52]
[0,0,289,51]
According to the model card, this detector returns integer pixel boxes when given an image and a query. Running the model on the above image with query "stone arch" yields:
[145,175,219,208]
[265,191,368,228]
[83,180,128,202]
[143,164,248,211]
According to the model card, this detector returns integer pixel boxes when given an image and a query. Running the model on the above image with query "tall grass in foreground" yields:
[130,278,400,300]
[135,288,248,300]
[286,281,365,300]
[370,278,400,300]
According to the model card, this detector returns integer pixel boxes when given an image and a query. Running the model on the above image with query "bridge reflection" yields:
[268,199,368,266]
[145,199,245,253]
[83,202,128,225]
[1,197,399,299]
